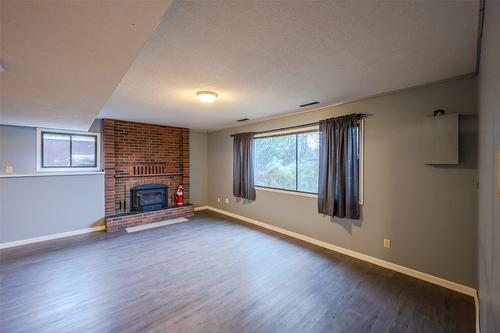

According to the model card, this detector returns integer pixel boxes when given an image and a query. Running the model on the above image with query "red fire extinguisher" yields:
[175,186,184,206]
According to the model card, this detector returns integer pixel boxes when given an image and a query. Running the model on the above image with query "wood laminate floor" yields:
[0,211,474,333]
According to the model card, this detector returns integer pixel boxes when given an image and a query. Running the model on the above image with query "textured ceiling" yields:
[101,0,479,131]
[0,0,172,130]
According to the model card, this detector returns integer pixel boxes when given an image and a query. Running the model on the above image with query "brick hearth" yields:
[106,205,194,232]
[103,119,192,231]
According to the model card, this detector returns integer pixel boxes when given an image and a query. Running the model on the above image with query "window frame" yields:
[36,128,101,172]
[253,120,365,204]
[253,125,320,195]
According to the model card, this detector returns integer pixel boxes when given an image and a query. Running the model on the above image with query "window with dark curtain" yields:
[318,114,364,219]
[232,132,256,200]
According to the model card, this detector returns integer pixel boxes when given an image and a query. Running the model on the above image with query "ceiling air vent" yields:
[299,101,319,107]
[237,118,249,122]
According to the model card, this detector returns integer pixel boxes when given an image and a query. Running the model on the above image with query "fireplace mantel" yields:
[114,172,182,178]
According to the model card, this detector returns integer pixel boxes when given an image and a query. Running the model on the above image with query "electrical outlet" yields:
[217,197,220,203]
[5,165,13,174]
[225,198,229,204]
[383,239,391,249]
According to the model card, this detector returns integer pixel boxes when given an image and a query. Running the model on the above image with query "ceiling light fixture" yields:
[197,91,218,103]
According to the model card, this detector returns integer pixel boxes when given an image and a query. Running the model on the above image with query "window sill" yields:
[255,186,318,199]
[0,171,105,178]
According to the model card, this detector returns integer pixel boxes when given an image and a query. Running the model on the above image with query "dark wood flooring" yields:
[0,211,474,333]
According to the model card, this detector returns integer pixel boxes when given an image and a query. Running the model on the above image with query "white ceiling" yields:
[0,1,479,132]
[0,0,172,131]
[100,0,479,131]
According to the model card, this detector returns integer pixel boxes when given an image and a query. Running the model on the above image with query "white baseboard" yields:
[194,205,209,211]
[199,206,476,297]
[0,225,106,249]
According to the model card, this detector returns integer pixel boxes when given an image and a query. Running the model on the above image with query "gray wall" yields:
[0,122,210,243]
[207,76,478,287]
[0,123,105,243]
[0,175,105,242]
[0,118,103,174]
[478,1,500,331]
[190,130,208,206]
[0,125,36,174]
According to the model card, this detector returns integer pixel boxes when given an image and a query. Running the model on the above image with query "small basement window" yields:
[36,128,101,172]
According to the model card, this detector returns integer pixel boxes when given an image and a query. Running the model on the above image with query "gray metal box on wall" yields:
[423,113,459,164]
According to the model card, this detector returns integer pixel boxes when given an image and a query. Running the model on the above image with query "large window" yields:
[37,129,100,171]
[254,130,319,193]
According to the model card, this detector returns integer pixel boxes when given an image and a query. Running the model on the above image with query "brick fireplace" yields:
[103,119,194,231]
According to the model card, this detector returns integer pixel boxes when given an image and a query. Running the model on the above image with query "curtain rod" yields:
[230,113,372,137]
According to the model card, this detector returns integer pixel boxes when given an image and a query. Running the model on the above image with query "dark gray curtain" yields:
[233,132,256,200]
[318,114,363,219]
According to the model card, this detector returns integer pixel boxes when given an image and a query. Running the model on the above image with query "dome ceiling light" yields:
[196,91,218,103]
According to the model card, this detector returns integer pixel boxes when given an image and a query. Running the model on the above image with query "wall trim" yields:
[0,171,104,178]
[194,205,210,211]
[0,225,106,249]
[200,206,477,297]
[255,186,318,198]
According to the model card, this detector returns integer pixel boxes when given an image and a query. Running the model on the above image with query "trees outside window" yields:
[254,131,319,193]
